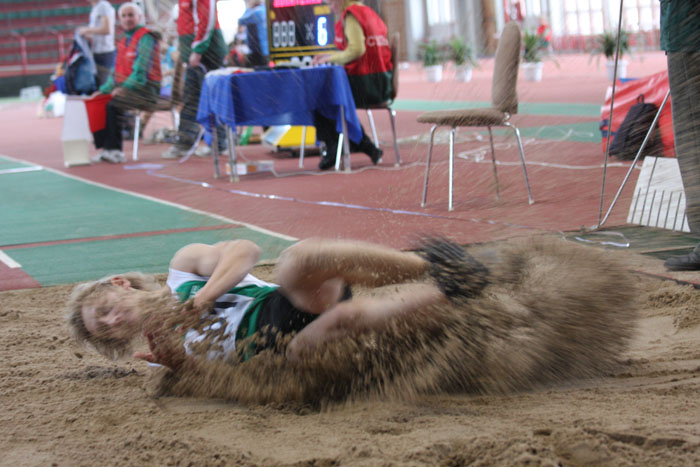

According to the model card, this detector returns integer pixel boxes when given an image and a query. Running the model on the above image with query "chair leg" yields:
[211,115,220,178]
[366,109,379,148]
[504,121,534,205]
[226,126,238,182]
[448,127,456,211]
[388,107,400,166]
[132,114,140,161]
[171,109,180,130]
[487,126,500,199]
[421,124,439,207]
[334,132,344,172]
[299,126,306,168]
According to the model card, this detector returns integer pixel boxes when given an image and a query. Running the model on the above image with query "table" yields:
[196,66,363,179]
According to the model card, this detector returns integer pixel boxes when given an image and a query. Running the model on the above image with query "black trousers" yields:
[178,49,226,149]
[93,88,155,151]
[667,51,700,232]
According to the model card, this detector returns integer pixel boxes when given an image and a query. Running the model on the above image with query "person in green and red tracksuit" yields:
[162,0,228,159]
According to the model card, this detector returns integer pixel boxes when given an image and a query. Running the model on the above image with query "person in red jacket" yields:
[91,2,161,163]
[312,0,392,170]
[161,0,228,159]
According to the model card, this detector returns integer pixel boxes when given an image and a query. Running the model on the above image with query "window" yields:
[426,0,452,25]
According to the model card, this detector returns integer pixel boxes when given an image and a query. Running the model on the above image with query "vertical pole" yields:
[596,0,625,227]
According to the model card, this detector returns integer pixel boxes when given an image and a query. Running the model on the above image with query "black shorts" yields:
[253,286,352,353]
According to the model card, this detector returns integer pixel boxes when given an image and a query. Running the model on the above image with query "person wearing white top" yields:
[65,236,488,371]
[78,0,116,87]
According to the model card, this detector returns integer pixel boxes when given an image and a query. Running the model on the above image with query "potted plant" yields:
[591,30,630,80]
[419,39,446,82]
[449,36,477,82]
[522,30,545,82]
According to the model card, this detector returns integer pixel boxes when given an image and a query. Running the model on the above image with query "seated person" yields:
[91,2,161,163]
[312,0,393,170]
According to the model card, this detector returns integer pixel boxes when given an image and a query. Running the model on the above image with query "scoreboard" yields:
[266,0,336,65]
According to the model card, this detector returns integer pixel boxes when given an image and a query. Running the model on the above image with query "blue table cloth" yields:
[196,66,363,145]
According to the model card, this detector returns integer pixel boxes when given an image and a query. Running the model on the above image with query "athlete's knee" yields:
[275,238,322,288]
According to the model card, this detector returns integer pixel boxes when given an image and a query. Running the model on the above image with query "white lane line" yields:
[0,250,21,268]
[0,166,43,175]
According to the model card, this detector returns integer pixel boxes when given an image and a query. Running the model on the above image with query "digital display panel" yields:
[272,0,323,7]
[267,0,336,65]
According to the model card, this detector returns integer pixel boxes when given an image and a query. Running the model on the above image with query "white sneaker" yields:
[162,146,187,159]
[91,149,110,163]
[194,145,212,157]
[101,150,126,163]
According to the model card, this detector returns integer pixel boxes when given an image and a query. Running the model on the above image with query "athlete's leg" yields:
[285,283,445,362]
[274,238,429,314]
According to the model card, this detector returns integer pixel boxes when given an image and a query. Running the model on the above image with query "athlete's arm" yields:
[169,240,262,307]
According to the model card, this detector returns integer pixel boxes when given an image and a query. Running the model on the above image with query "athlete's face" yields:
[119,6,141,31]
[82,287,140,340]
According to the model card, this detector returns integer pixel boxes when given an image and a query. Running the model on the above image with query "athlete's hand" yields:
[133,328,186,371]
[189,52,202,68]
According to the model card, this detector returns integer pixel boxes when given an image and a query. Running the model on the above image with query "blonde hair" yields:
[65,272,162,360]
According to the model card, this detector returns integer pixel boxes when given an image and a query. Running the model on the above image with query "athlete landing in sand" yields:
[66,237,489,371]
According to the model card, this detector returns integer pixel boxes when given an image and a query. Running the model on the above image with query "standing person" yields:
[161,0,228,159]
[78,0,116,88]
[660,0,700,271]
[238,0,269,67]
[312,0,392,170]
[90,2,161,164]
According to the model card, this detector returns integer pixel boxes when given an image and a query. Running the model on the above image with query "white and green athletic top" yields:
[166,268,277,359]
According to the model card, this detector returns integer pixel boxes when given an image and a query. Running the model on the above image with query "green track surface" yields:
[394,99,601,117]
[0,158,294,286]
[8,228,292,286]
[488,121,601,143]
[0,167,227,246]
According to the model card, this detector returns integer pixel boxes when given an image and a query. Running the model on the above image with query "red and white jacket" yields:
[114,26,162,86]
[177,0,220,54]
[335,4,392,77]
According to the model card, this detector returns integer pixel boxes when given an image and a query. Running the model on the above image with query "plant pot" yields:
[454,64,472,82]
[522,62,543,82]
[606,59,628,80]
[424,64,443,83]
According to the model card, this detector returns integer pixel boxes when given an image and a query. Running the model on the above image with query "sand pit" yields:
[1,240,699,466]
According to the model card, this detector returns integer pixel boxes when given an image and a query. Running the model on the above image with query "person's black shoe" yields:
[318,155,335,171]
[368,146,383,165]
[357,135,383,165]
[664,251,700,271]
[318,142,337,171]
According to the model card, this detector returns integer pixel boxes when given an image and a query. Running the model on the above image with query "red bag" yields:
[83,94,113,133]
[600,70,675,157]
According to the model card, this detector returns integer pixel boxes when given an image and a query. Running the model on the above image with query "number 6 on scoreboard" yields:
[317,16,328,46]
